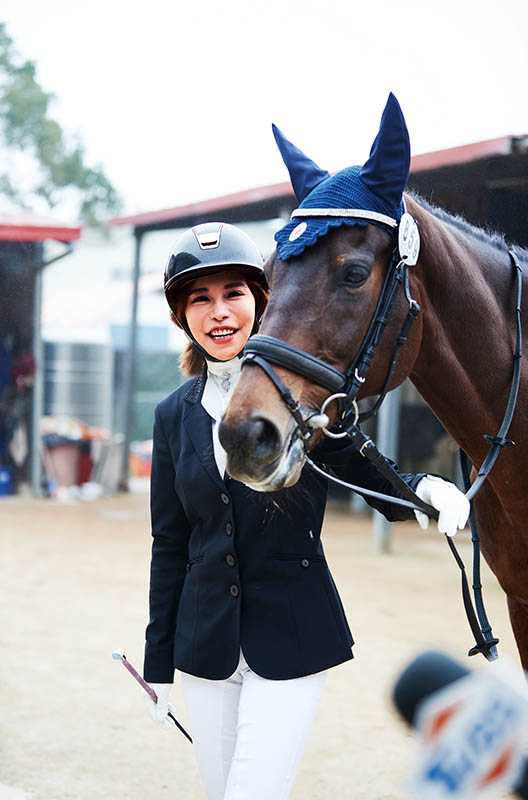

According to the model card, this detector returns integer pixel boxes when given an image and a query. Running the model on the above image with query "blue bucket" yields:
[0,466,13,497]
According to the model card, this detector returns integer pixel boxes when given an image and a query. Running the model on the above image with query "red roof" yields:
[0,214,81,243]
[111,135,516,230]
[410,136,512,173]
[111,181,292,228]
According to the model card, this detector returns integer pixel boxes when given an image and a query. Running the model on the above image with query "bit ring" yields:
[320,393,354,439]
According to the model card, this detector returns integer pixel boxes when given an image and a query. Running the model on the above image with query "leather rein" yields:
[241,216,523,662]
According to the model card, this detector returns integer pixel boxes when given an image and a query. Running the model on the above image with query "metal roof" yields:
[0,213,81,243]
[111,181,292,230]
[110,135,519,233]
[410,136,513,173]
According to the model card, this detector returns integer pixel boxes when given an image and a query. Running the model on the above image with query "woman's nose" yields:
[210,299,230,319]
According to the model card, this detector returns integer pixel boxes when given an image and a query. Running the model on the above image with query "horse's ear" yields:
[272,123,329,203]
[360,93,410,207]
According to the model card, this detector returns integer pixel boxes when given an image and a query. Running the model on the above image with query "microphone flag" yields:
[410,659,528,800]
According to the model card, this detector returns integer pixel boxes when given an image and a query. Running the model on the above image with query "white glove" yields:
[146,682,173,727]
[414,475,470,537]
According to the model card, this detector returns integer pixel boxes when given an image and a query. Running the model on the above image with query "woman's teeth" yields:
[210,328,236,339]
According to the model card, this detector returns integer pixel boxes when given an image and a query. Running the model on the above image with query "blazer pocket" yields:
[271,552,325,563]
[270,553,326,577]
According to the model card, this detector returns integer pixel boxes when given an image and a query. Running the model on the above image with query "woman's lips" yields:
[208,328,239,346]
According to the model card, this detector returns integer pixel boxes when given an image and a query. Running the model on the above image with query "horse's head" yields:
[219,94,423,490]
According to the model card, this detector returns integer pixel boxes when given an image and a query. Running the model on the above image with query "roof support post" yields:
[119,230,143,492]
[31,243,44,496]
[373,385,402,554]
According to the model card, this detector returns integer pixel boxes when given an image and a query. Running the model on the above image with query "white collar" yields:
[202,355,242,422]
[205,356,242,380]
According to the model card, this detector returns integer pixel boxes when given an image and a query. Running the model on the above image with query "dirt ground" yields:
[0,490,519,800]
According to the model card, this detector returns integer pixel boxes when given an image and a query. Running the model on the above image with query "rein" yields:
[242,221,523,661]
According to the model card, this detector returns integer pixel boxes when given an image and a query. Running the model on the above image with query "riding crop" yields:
[111,649,192,743]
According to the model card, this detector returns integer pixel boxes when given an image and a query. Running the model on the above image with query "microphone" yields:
[392,651,528,799]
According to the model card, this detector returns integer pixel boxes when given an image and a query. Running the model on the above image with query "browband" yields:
[291,208,398,228]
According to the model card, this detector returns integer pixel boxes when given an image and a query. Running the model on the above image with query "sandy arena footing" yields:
[1,492,518,799]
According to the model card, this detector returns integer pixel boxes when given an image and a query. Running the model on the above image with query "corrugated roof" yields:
[110,135,516,230]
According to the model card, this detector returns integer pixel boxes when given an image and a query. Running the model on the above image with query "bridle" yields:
[241,208,524,662]
[243,210,423,445]
[243,230,420,441]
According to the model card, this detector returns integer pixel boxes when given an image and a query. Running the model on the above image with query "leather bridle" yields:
[240,212,524,662]
[243,240,420,440]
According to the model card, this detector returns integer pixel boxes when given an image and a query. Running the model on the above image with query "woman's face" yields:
[184,270,256,361]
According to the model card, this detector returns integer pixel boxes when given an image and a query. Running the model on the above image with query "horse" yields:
[218,94,528,668]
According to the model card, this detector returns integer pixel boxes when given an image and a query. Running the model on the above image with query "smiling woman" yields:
[142,217,468,800]
[164,222,268,375]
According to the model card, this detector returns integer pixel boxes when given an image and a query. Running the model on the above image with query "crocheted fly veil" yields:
[274,93,411,261]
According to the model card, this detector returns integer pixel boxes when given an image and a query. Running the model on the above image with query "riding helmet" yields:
[164,222,267,308]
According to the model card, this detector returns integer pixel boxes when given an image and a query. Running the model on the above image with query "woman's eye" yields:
[191,295,209,303]
[342,265,370,287]
[227,290,244,298]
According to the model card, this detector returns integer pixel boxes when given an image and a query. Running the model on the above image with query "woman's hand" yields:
[146,682,173,727]
[414,475,470,537]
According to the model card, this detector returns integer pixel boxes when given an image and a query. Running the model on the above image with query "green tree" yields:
[0,22,121,224]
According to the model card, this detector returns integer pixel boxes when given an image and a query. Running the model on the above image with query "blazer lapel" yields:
[183,376,227,492]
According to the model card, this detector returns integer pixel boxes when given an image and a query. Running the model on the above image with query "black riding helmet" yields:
[164,222,269,361]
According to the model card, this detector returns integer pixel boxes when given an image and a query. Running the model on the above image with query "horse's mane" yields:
[411,192,528,265]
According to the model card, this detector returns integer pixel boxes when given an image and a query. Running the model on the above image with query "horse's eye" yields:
[342,264,370,287]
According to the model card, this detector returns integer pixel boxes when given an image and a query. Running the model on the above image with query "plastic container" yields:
[77,440,93,484]
[43,435,80,488]
[0,466,13,497]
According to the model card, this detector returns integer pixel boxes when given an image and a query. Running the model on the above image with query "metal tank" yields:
[43,341,113,430]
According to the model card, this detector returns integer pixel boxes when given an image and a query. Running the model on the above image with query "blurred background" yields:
[1,3,528,799]
[1,1,527,507]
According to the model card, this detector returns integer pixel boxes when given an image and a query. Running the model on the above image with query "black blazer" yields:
[143,372,426,683]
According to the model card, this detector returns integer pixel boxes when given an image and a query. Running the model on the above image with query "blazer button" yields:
[301,558,310,568]
[225,522,233,536]
[225,553,236,567]
[221,493,230,505]
[229,584,239,597]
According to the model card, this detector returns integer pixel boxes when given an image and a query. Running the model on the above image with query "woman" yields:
[143,221,469,800]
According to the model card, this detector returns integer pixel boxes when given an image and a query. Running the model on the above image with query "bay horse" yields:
[218,94,528,668]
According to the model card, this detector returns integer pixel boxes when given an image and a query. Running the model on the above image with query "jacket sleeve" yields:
[143,404,191,683]
[310,435,428,522]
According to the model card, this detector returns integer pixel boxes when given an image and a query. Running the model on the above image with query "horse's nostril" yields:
[251,417,281,456]
[219,416,282,469]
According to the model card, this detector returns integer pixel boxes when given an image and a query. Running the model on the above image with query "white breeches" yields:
[180,649,327,800]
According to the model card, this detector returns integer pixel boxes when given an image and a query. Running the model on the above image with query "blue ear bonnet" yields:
[275,166,404,260]
[273,92,410,261]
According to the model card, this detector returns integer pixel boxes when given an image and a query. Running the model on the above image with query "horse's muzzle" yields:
[219,415,281,473]
[219,415,304,489]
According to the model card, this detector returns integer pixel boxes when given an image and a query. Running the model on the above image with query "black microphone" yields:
[392,651,528,799]
[393,651,469,726]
